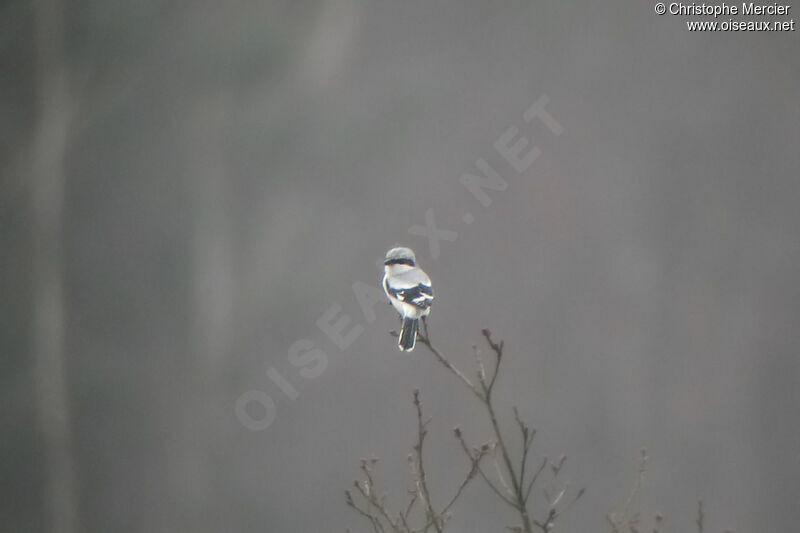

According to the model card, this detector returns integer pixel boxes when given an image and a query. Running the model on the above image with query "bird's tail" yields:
[399,317,419,352]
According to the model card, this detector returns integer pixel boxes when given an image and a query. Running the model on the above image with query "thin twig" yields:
[481,329,503,394]
[492,452,515,499]
[413,390,442,533]
[441,430,487,516]
[418,319,483,400]
[354,477,396,533]
[346,490,383,533]
[479,330,535,533]
[359,325,585,533]
[513,406,535,489]
[454,429,518,509]
[352,482,387,533]
[524,457,548,504]
[607,449,648,533]
[556,487,586,519]
[401,486,418,529]
[696,500,704,533]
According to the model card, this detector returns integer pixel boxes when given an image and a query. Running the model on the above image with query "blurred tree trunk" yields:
[191,95,235,381]
[164,94,234,531]
[30,0,79,532]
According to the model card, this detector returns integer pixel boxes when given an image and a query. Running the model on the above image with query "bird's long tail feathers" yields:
[399,317,418,352]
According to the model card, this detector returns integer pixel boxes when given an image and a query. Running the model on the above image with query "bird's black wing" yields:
[386,282,434,309]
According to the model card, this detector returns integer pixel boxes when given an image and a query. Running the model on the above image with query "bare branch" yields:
[524,457,548,504]
[441,429,488,516]
[401,480,418,529]
[352,483,386,533]
[412,390,442,533]
[481,329,503,395]
[353,477,394,533]
[550,487,586,524]
[492,450,515,499]
[513,406,535,489]
[418,319,483,400]
[352,326,589,533]
[532,508,557,532]
[607,449,648,533]
[454,429,518,509]
[696,500,704,533]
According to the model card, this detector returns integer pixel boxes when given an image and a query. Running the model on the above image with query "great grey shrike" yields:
[382,247,434,351]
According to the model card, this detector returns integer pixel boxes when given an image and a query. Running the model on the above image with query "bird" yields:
[382,246,434,351]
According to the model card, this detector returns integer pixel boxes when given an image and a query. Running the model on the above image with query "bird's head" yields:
[384,246,417,267]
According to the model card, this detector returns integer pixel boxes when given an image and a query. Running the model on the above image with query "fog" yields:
[3,1,799,532]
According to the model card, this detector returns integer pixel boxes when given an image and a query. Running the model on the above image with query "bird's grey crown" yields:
[384,246,416,266]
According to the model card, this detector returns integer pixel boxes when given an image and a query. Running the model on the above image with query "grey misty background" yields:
[2,0,799,531]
